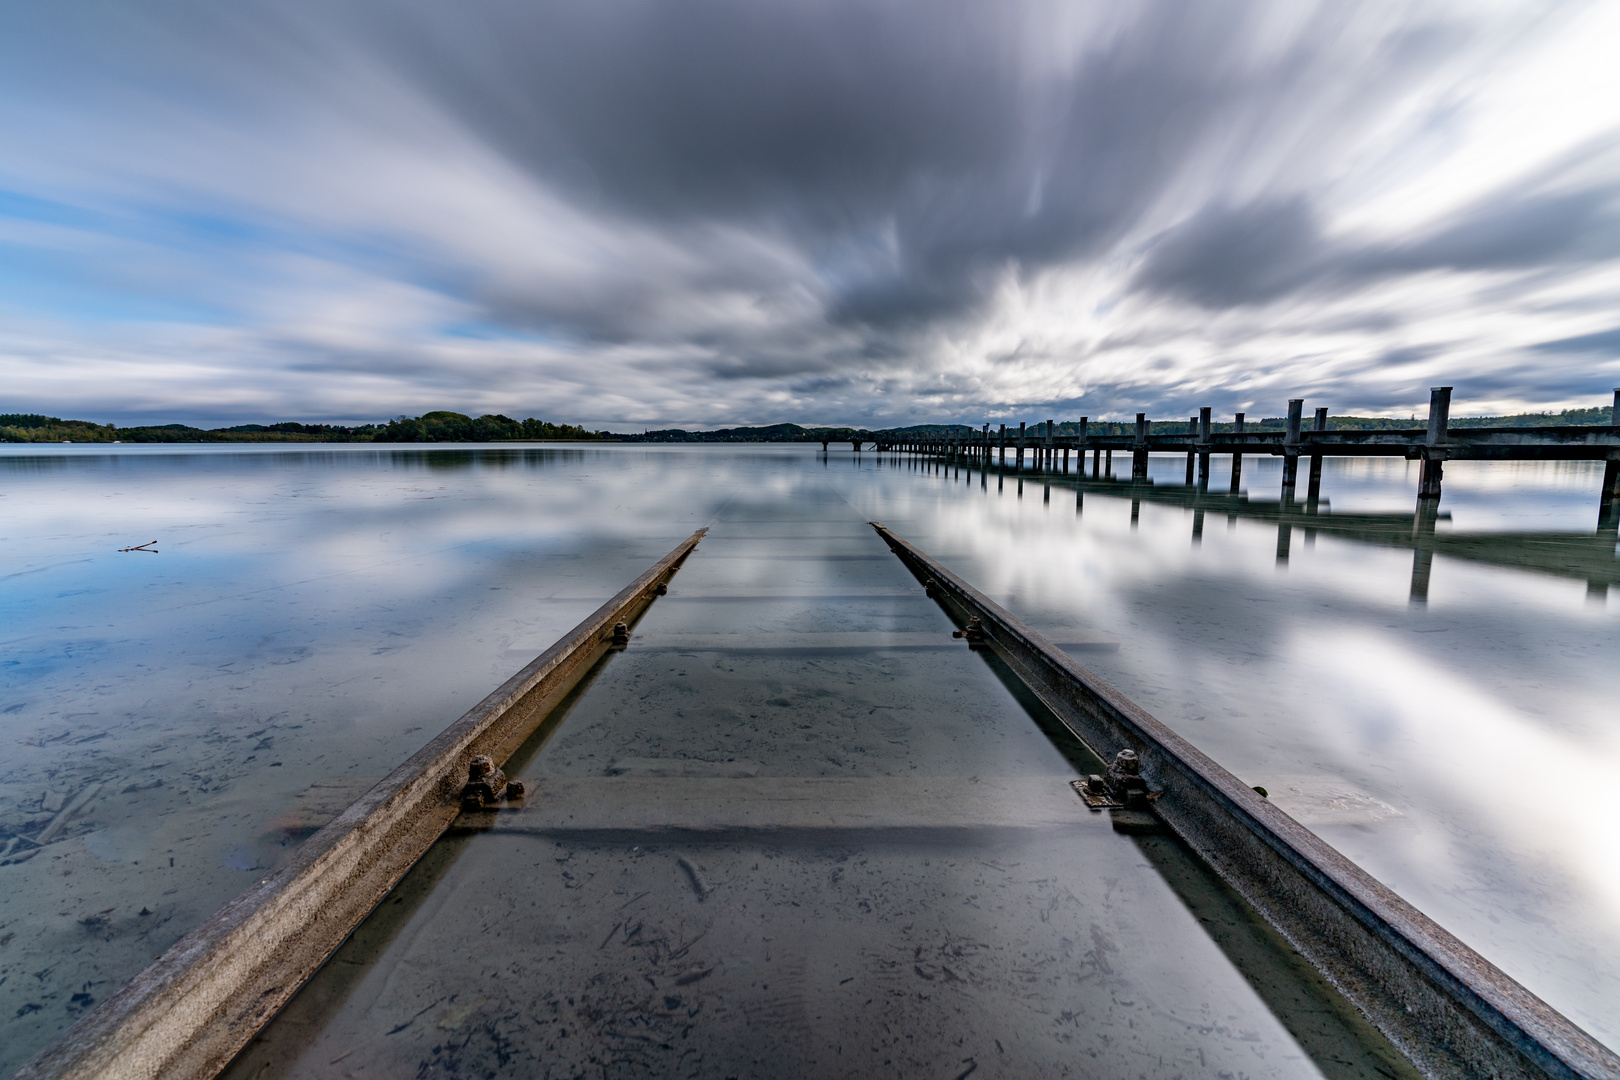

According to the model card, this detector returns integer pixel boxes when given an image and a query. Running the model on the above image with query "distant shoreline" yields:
[5,402,1616,444]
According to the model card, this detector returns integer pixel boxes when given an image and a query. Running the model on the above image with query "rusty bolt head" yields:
[468,755,495,780]
[1111,749,1140,775]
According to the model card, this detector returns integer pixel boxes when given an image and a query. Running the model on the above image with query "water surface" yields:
[1,443,1616,1074]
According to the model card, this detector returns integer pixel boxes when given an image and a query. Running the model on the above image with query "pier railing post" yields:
[1281,399,1304,499]
[1185,416,1197,485]
[1230,412,1245,493]
[1601,390,1620,532]
[1016,421,1026,469]
[1418,386,1451,500]
[1197,407,1212,488]
[1307,406,1328,505]
[998,423,1007,465]
[1132,413,1149,480]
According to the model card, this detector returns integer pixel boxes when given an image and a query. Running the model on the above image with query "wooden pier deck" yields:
[867,386,1620,529]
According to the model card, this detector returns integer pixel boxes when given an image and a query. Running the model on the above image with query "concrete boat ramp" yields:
[18,498,1619,1080]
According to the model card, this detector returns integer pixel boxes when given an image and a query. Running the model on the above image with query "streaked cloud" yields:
[1,0,1618,427]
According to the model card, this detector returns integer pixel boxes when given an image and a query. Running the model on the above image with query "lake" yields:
[1,443,1616,1076]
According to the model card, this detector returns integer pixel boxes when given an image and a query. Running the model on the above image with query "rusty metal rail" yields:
[870,522,1619,1080]
[15,529,707,1080]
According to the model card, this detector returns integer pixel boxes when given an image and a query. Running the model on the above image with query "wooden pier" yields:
[862,387,1620,530]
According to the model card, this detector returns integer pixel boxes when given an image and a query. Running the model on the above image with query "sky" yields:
[2,0,1619,429]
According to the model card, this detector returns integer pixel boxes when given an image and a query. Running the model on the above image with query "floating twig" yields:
[118,541,158,553]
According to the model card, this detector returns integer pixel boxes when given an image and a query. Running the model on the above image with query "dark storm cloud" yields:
[1380,192,1614,271]
[1534,328,1620,354]
[345,0,1476,339]
[1135,177,1620,310]
[1130,198,1323,308]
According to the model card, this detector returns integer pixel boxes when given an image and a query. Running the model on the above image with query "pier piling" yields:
[1418,387,1451,501]
[1229,412,1245,493]
[1198,407,1212,488]
[1601,390,1620,533]
[1307,406,1328,504]
[1281,399,1304,500]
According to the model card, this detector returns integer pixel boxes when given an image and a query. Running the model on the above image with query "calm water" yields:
[1,443,1616,1075]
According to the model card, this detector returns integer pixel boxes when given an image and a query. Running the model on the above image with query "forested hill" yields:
[372,412,607,441]
[0,411,608,443]
[0,415,383,443]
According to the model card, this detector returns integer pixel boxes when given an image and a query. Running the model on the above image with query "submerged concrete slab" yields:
[630,630,1119,652]
[472,775,1095,833]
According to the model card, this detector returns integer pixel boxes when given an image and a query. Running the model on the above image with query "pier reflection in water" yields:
[1,444,1616,1075]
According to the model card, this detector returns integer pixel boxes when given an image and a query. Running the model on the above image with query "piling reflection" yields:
[952,460,1620,599]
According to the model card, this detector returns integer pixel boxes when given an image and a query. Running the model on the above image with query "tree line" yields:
[0,412,610,443]
[4,402,1615,445]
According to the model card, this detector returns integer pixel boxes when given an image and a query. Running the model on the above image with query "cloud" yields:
[1534,327,1620,355]
[1,0,1619,426]
[1132,197,1325,307]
